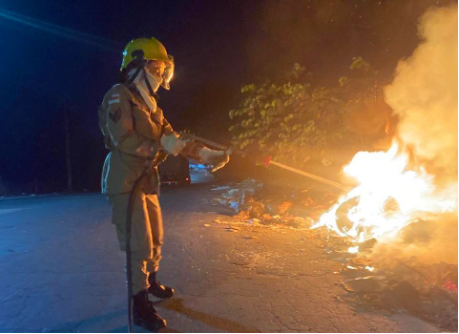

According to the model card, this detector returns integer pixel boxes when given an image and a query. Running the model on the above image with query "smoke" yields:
[380,4,458,264]
[384,4,458,180]
[371,213,458,265]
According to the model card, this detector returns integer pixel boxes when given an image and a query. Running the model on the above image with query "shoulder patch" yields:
[109,108,121,123]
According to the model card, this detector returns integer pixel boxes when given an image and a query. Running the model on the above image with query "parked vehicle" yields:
[159,155,190,185]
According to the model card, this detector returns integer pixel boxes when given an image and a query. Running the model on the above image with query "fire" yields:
[348,246,359,254]
[442,280,458,293]
[312,140,457,243]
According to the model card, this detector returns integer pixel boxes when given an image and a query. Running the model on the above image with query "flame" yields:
[312,140,457,243]
[348,246,359,254]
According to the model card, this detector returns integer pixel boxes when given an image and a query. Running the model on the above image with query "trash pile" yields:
[339,257,458,331]
[212,179,458,331]
[211,178,339,229]
[304,230,458,331]
[305,231,458,331]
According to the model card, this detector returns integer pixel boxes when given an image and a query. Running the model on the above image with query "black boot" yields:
[148,272,175,299]
[133,290,167,331]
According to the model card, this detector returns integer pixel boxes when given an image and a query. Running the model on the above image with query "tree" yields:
[229,58,393,170]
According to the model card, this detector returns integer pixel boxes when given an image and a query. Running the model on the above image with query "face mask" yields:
[144,56,175,91]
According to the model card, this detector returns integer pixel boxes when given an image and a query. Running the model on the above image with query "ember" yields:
[442,280,458,293]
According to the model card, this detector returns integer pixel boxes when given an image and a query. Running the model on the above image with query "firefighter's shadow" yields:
[155,298,259,333]
[45,310,183,333]
[42,310,128,333]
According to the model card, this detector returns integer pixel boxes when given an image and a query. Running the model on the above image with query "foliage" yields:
[229,58,392,169]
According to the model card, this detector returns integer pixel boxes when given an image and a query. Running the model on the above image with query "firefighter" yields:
[98,37,229,331]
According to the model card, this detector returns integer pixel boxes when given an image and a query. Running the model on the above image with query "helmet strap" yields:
[126,66,142,85]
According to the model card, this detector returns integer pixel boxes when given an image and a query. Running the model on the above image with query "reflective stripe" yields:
[108,98,120,105]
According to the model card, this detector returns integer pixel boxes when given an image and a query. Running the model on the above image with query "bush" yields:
[229,58,394,171]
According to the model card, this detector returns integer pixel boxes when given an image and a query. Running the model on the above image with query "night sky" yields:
[0,0,453,194]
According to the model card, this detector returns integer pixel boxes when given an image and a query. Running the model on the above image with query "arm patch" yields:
[109,108,121,123]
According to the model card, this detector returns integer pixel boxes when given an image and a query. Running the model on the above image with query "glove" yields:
[161,132,186,156]
[198,147,230,172]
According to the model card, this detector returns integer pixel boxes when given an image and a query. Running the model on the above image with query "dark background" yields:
[0,0,454,194]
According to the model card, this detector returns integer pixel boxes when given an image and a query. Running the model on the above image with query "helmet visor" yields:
[161,55,174,90]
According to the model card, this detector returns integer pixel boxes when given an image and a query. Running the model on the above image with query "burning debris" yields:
[312,140,457,242]
[212,178,338,229]
[316,5,458,325]
[211,177,457,330]
[212,4,457,331]
[312,4,458,263]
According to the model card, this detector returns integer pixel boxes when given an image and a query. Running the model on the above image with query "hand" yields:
[160,132,186,156]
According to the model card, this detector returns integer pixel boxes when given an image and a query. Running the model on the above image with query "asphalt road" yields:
[0,183,440,333]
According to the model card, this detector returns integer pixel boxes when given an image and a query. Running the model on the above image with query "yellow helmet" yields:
[121,37,175,90]
[121,37,172,69]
